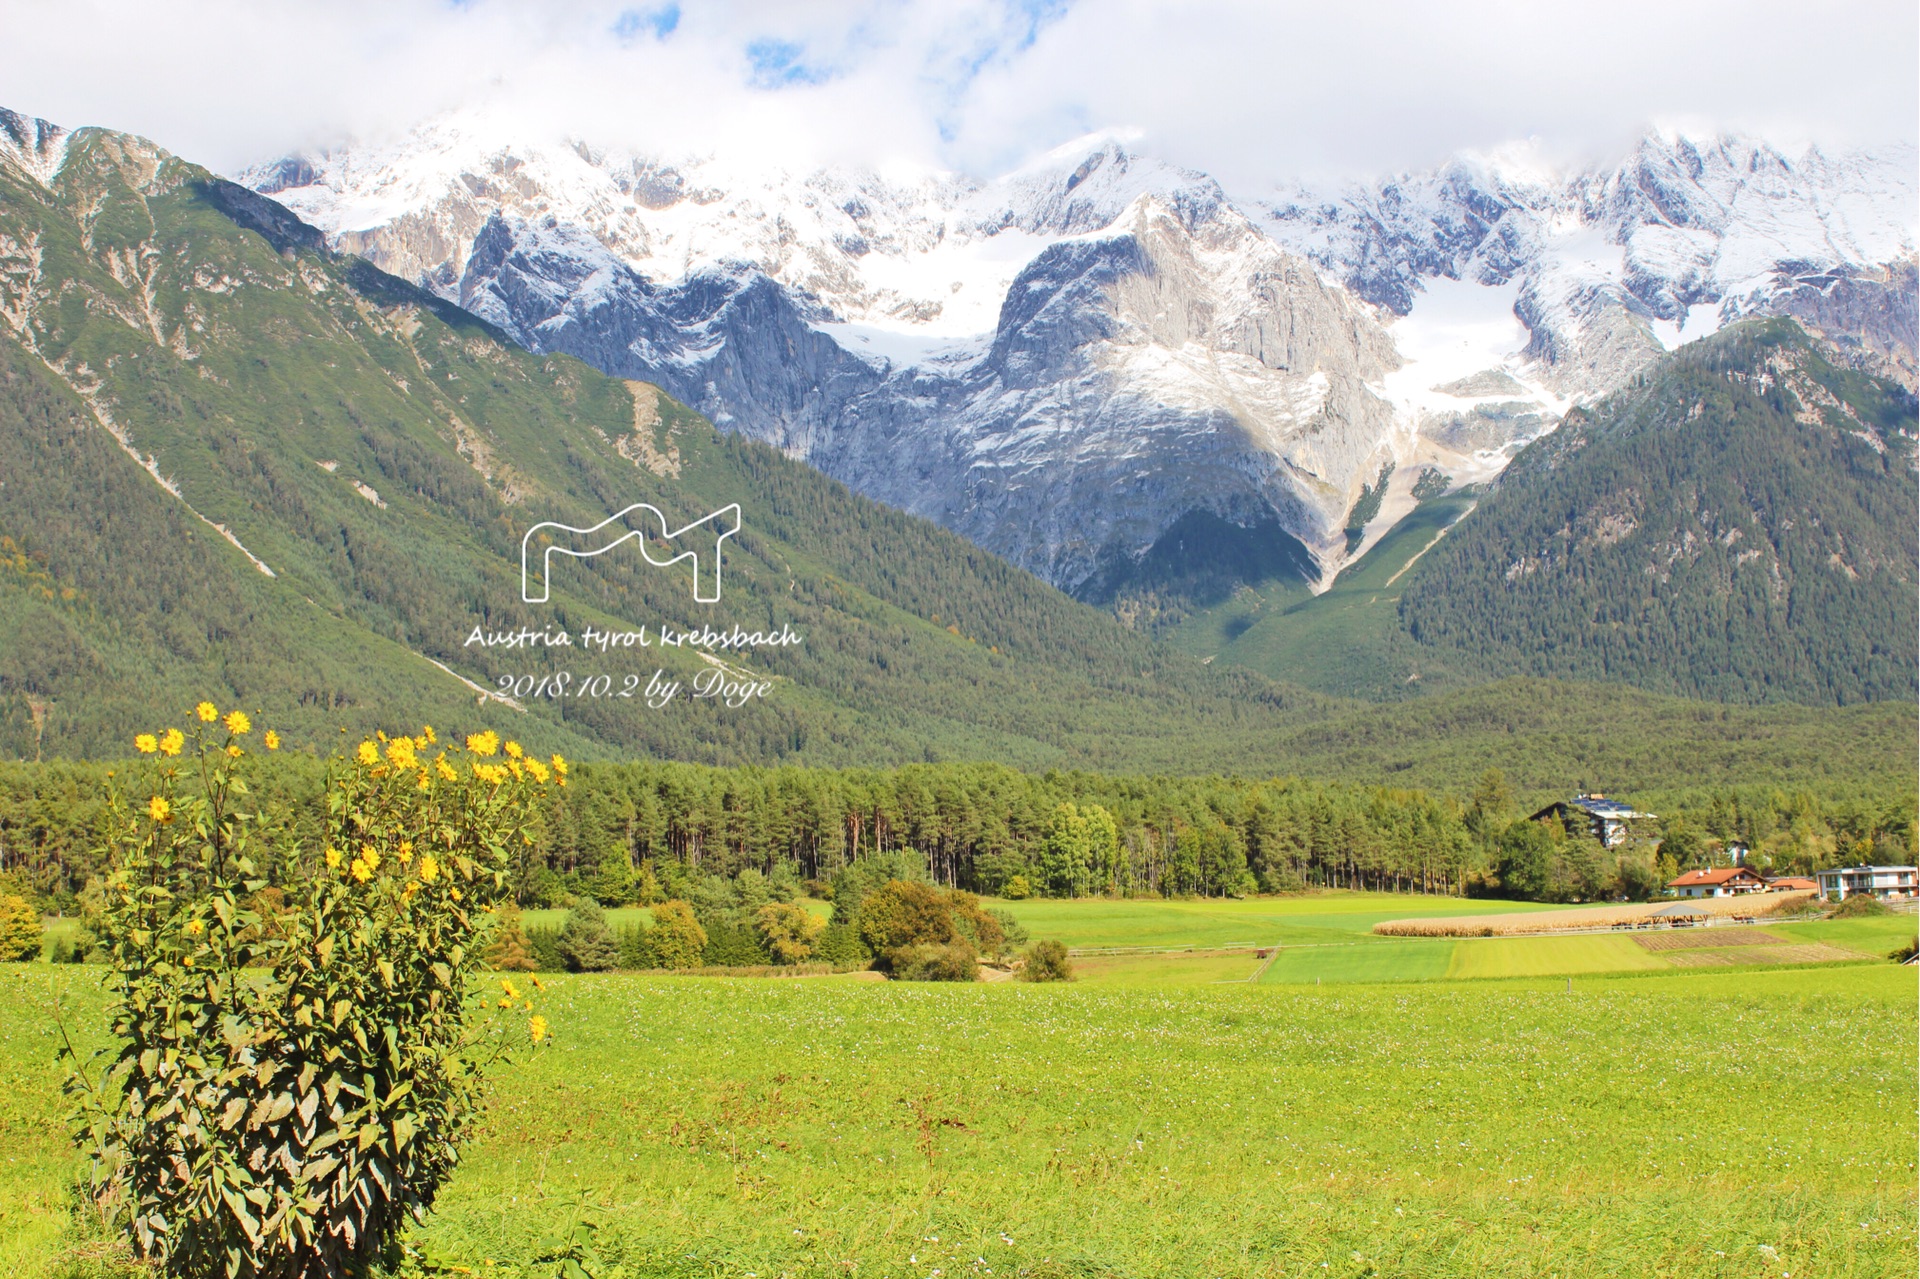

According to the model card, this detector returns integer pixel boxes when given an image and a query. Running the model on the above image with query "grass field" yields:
[4,960,1912,1278]
[995,891,1560,951]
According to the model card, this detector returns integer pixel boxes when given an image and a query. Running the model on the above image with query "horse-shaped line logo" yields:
[521,503,741,604]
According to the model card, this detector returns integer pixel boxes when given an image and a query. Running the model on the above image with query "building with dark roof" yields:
[1529,793,1655,848]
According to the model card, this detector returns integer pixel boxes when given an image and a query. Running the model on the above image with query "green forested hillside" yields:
[1399,320,1916,704]
[1165,320,1917,707]
[0,123,1326,770]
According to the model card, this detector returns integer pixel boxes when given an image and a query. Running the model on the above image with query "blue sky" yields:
[0,0,1913,181]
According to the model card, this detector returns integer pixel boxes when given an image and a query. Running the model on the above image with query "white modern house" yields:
[1813,865,1918,902]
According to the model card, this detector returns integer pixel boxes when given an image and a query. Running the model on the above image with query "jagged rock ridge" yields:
[242,118,1918,595]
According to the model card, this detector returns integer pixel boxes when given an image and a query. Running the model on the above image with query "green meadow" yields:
[4,894,1913,1277]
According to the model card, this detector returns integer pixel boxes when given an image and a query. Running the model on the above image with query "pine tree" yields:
[556,900,620,972]
[486,903,537,972]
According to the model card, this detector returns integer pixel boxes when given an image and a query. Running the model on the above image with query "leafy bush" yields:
[557,900,620,972]
[1889,938,1918,963]
[0,893,41,961]
[887,940,979,982]
[754,901,826,964]
[1021,939,1074,982]
[859,880,1005,963]
[1832,893,1892,918]
[647,901,707,969]
[66,709,555,1278]
[1001,875,1032,900]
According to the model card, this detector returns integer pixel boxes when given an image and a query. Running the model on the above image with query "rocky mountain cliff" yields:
[237,116,1917,596]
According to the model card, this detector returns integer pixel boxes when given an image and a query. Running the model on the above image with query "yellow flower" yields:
[418,855,439,883]
[398,839,413,858]
[530,975,544,991]
[550,753,568,777]
[159,729,184,757]
[450,888,462,902]
[223,710,251,735]
[325,847,343,870]
[134,733,158,754]
[529,1015,548,1044]
[504,740,523,759]
[435,757,458,781]
[226,744,242,758]
[500,977,520,1000]
[148,795,172,823]
[356,740,379,767]
[507,759,524,781]
[387,737,417,769]
[264,730,280,751]
[184,918,205,936]
[421,725,437,745]
[182,956,195,968]
[195,701,219,723]
[350,858,371,882]
[525,758,550,783]
[465,730,500,757]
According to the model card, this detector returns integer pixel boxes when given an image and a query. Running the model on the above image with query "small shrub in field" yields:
[0,893,41,960]
[67,710,555,1279]
[991,908,1029,948]
[557,900,620,971]
[860,880,1004,967]
[648,901,707,969]
[1001,875,1032,900]
[1021,939,1074,982]
[887,940,979,982]
[755,901,825,964]
[526,924,564,972]
[1831,894,1891,918]
[701,917,772,966]
[1889,938,1918,963]
[617,923,653,969]
[487,904,537,972]
[812,922,870,967]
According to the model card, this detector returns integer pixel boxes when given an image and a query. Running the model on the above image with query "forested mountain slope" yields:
[0,119,1329,769]
[1166,319,1917,707]
[1398,320,1917,704]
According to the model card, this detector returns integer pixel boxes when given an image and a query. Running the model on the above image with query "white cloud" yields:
[0,0,1912,181]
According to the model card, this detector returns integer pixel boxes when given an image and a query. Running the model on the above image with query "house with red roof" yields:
[1667,866,1769,898]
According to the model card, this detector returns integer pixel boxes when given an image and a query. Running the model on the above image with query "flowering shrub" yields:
[0,891,42,960]
[68,709,562,1278]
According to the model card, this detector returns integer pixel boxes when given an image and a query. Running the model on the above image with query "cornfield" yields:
[1372,890,1817,937]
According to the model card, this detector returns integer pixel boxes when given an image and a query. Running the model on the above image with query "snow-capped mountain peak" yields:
[242,116,1917,594]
